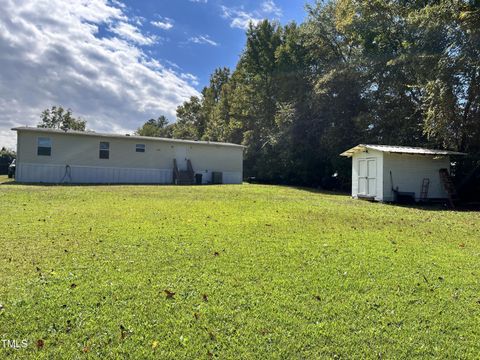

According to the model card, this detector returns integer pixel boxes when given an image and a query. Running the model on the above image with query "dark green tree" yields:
[171,1,480,188]
[38,106,86,131]
[173,96,205,140]
[136,116,173,138]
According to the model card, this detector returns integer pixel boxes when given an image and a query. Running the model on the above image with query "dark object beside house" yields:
[0,157,13,175]
[457,161,480,203]
[212,172,223,184]
[8,159,16,178]
[195,173,203,185]
[392,189,416,204]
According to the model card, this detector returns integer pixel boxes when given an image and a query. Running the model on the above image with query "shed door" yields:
[175,146,187,170]
[367,159,376,197]
[358,159,367,195]
[358,158,377,197]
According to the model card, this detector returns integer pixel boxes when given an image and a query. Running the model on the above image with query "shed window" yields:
[99,142,110,159]
[37,137,52,156]
[136,144,145,153]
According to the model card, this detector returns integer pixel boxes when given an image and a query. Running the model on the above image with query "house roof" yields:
[12,126,245,149]
[340,144,467,157]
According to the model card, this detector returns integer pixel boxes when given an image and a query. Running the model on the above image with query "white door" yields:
[367,159,376,197]
[358,158,377,197]
[358,159,367,195]
[175,146,187,170]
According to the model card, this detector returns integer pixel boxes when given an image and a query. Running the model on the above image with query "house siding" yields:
[15,130,243,184]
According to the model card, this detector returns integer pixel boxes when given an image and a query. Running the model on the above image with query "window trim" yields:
[37,137,52,156]
[99,141,110,159]
[135,144,146,153]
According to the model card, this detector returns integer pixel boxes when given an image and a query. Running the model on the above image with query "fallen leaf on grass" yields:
[120,325,131,339]
[36,339,44,349]
[152,340,159,349]
[259,328,270,335]
[164,290,175,299]
[70,283,77,289]
[202,294,208,302]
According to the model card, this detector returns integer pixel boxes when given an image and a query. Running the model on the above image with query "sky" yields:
[0,0,309,149]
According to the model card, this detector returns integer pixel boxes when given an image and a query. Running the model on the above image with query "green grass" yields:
[1,180,479,359]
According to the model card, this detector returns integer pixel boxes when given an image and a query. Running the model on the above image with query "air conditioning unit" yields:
[211,172,223,184]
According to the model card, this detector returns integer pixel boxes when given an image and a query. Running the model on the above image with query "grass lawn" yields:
[1,177,479,358]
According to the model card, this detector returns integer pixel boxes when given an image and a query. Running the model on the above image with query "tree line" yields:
[37,1,480,188]
[139,0,480,187]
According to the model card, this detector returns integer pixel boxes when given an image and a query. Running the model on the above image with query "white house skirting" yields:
[16,163,242,184]
[16,163,173,184]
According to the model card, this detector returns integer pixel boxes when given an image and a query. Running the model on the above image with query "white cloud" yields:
[261,0,283,17]
[109,21,157,45]
[181,73,199,86]
[188,35,219,47]
[151,18,174,30]
[221,6,261,30]
[0,0,199,149]
[190,0,207,3]
[221,1,282,30]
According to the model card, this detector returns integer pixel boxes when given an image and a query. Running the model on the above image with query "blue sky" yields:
[0,0,310,148]
[119,0,309,88]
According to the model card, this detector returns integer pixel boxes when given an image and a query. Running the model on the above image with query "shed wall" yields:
[16,131,243,184]
[382,153,449,201]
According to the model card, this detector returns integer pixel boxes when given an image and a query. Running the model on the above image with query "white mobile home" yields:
[340,144,466,202]
[13,127,243,184]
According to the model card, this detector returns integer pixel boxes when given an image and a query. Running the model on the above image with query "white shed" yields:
[340,144,466,202]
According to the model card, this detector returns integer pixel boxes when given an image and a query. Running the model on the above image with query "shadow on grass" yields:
[375,199,480,212]
[0,181,184,187]
[277,183,480,212]
[3,180,478,211]
[290,185,351,197]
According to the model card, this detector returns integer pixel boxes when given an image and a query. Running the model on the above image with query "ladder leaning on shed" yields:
[439,168,458,208]
[420,178,430,202]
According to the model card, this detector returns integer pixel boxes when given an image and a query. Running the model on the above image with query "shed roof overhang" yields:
[340,144,467,157]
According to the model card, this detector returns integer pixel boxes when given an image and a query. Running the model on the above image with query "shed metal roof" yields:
[340,144,467,157]
[12,126,244,149]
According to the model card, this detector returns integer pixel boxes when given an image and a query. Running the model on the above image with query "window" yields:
[37,137,52,156]
[99,142,109,159]
[136,144,145,153]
